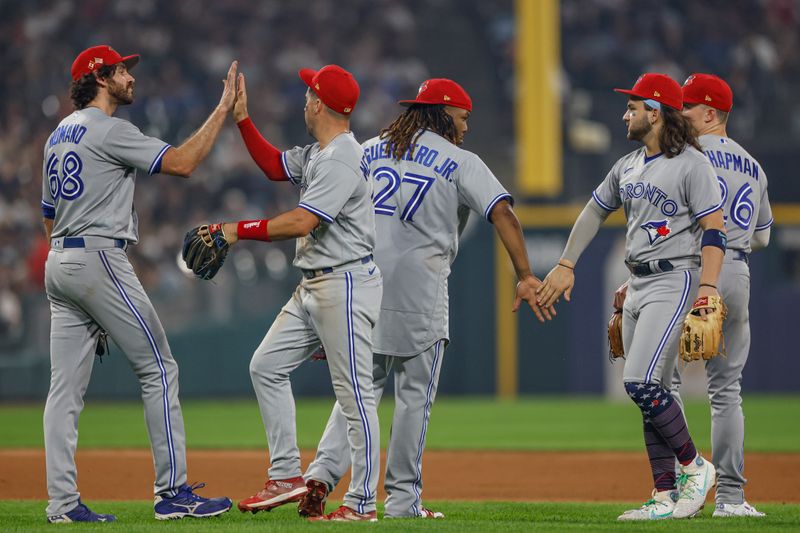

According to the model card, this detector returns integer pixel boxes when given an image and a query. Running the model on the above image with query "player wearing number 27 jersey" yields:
[300,79,552,519]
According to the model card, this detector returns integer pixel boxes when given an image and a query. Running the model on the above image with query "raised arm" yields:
[159,61,238,177]
[234,73,289,181]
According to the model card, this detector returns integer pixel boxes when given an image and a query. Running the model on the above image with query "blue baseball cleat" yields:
[47,500,117,523]
[154,483,232,520]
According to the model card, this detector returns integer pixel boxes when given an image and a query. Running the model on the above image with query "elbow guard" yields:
[701,229,727,252]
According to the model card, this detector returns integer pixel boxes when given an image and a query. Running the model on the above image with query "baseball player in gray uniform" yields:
[679,74,772,517]
[41,45,236,522]
[537,73,725,521]
[289,79,553,519]
[218,65,382,522]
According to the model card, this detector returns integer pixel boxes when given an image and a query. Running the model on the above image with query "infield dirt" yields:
[1,449,797,503]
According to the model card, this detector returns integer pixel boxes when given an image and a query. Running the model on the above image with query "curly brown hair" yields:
[642,100,701,157]
[379,104,457,161]
[70,64,116,110]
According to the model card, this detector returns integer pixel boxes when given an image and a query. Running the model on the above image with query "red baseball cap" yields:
[682,73,733,112]
[399,78,472,111]
[71,45,139,82]
[614,73,682,110]
[299,65,360,115]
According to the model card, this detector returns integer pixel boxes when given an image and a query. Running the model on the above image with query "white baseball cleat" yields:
[712,501,766,517]
[672,455,716,518]
[617,489,677,521]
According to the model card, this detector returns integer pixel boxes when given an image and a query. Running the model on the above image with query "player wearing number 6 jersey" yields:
[295,79,553,518]
[679,74,772,518]
[41,45,236,523]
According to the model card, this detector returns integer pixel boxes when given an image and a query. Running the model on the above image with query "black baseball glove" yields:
[182,223,230,280]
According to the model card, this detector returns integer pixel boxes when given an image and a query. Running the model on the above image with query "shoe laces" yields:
[308,482,328,501]
[68,502,95,520]
[174,482,208,503]
[678,472,701,496]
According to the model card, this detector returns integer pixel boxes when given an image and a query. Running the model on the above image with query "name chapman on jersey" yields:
[360,141,458,181]
[704,148,760,180]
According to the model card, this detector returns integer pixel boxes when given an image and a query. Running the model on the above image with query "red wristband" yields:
[237,219,271,241]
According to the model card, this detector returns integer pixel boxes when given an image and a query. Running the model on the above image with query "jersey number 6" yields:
[48,152,85,202]
[373,166,434,222]
[717,176,754,230]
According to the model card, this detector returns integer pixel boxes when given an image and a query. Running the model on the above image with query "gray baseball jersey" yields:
[303,130,511,517]
[672,134,773,506]
[281,132,375,270]
[248,132,383,513]
[593,146,722,264]
[364,130,511,355]
[593,146,722,385]
[42,107,170,243]
[41,108,182,518]
[698,134,773,251]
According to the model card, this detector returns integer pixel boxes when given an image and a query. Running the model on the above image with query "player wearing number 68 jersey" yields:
[40,45,236,523]
[678,74,772,518]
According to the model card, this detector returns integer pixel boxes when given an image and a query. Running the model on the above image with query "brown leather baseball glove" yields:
[679,295,727,362]
[608,309,624,359]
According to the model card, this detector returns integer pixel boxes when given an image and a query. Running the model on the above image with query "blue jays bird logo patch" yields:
[641,220,671,245]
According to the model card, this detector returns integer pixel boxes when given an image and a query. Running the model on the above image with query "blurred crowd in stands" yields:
[478,0,800,198]
[2,0,799,349]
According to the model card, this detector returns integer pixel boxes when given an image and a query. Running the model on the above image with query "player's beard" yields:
[627,116,652,142]
[108,78,134,106]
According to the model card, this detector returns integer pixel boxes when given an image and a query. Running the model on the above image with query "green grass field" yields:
[1,395,798,531]
[2,501,799,532]
[1,395,798,451]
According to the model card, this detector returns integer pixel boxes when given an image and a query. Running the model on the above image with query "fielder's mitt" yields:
[608,310,624,359]
[182,223,230,280]
[679,295,727,362]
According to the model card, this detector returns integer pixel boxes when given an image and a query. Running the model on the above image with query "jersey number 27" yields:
[372,166,434,222]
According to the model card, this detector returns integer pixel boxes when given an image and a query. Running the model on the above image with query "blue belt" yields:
[63,237,126,249]
[625,259,674,277]
[302,255,372,279]
[731,249,749,265]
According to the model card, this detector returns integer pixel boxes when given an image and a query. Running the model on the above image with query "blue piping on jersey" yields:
[484,193,514,221]
[98,250,177,495]
[298,202,334,223]
[281,152,300,185]
[591,191,615,212]
[41,200,55,219]
[645,270,692,383]
[755,218,774,230]
[643,152,663,164]
[345,272,373,513]
[412,339,442,516]
[694,202,723,220]
[148,144,171,175]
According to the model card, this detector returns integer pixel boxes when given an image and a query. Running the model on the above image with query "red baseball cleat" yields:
[297,479,329,518]
[237,476,307,513]
[308,505,377,522]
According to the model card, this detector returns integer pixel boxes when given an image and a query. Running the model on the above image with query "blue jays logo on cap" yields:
[641,219,671,245]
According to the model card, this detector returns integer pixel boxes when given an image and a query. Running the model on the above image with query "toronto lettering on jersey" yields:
[361,141,459,181]
[618,181,679,216]
[704,149,759,180]
[48,124,88,147]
